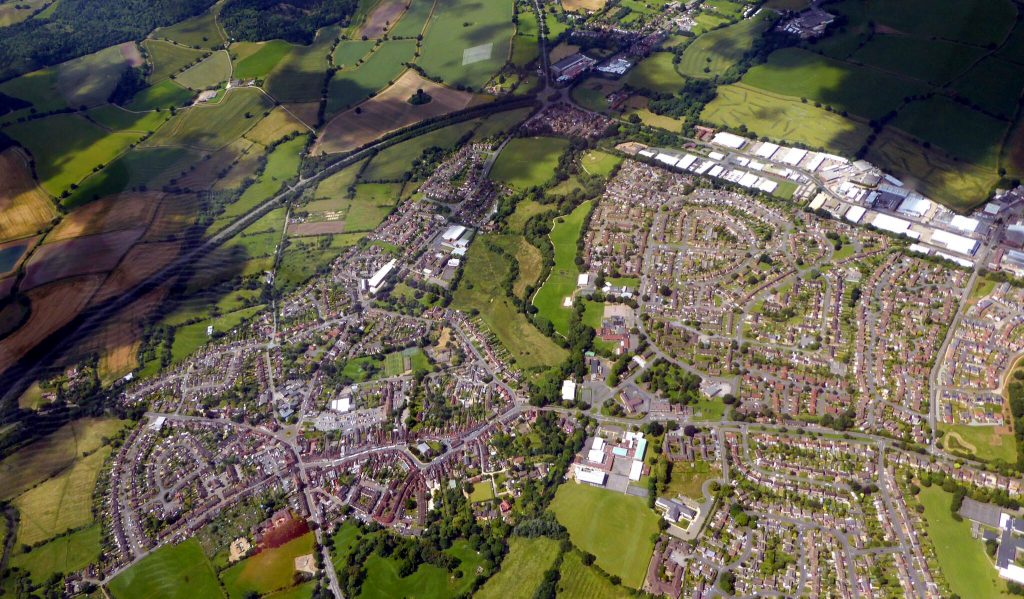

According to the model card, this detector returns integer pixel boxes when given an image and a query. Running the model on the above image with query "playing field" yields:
[265,26,339,104]
[557,549,631,599]
[325,40,417,116]
[476,537,561,599]
[175,51,232,90]
[109,539,224,599]
[678,12,774,78]
[146,87,273,150]
[0,148,57,244]
[918,485,1009,598]
[532,201,592,336]
[417,0,514,88]
[490,136,569,189]
[625,52,686,95]
[452,234,567,370]
[550,483,659,588]
[221,532,314,598]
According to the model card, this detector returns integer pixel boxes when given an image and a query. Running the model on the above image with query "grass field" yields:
[940,424,1018,464]
[326,40,417,116]
[146,87,273,150]
[0,0,49,26]
[333,40,376,68]
[265,27,339,104]
[0,68,66,121]
[221,532,314,598]
[242,106,308,146]
[580,150,621,177]
[550,483,659,588]
[144,39,206,83]
[476,537,561,599]
[702,83,871,155]
[6,113,142,197]
[233,40,293,80]
[390,0,435,38]
[152,10,224,49]
[678,12,773,78]
[452,234,567,370]
[866,0,1015,47]
[14,448,111,545]
[0,148,57,244]
[63,147,200,208]
[851,35,985,85]
[361,119,480,180]
[124,79,195,111]
[416,0,514,89]
[109,539,224,599]
[10,524,101,585]
[890,96,1008,168]
[176,51,232,90]
[490,137,569,189]
[952,57,1024,120]
[220,136,305,222]
[625,52,685,94]
[665,459,717,499]
[504,198,553,234]
[557,549,631,599]
[532,201,592,336]
[87,105,171,132]
[918,485,1010,598]
[56,44,132,108]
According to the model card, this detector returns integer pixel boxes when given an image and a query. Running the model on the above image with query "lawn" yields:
[580,150,621,177]
[476,537,561,599]
[416,0,514,89]
[665,459,718,499]
[468,480,495,503]
[147,87,274,151]
[233,40,293,80]
[550,483,659,588]
[176,51,232,90]
[940,423,1018,464]
[917,485,1010,599]
[557,549,631,599]
[625,52,686,94]
[221,532,315,598]
[678,12,774,78]
[490,137,569,190]
[326,40,417,116]
[10,524,102,586]
[452,234,567,370]
[108,539,225,599]
[532,201,592,336]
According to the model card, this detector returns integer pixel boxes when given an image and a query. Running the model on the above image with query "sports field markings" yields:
[462,43,493,65]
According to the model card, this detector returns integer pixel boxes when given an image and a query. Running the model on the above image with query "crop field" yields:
[146,88,273,150]
[0,417,126,501]
[359,0,408,39]
[532,201,591,335]
[124,79,195,111]
[867,0,1014,47]
[551,484,659,588]
[918,485,1008,598]
[557,549,630,599]
[476,537,561,599]
[221,532,314,598]
[452,234,567,370]
[851,35,985,85]
[490,136,569,189]
[152,10,224,50]
[6,113,142,197]
[22,227,143,289]
[416,0,514,89]
[14,447,110,545]
[109,539,224,599]
[702,84,871,156]
[49,192,159,242]
[625,52,685,94]
[0,148,56,244]
[561,0,605,11]
[360,119,479,180]
[318,70,476,154]
[56,43,132,108]
[678,12,773,78]
[232,40,292,80]
[264,27,339,104]
[64,148,200,208]
[143,40,206,83]
[333,40,375,68]
[10,524,102,585]
[325,40,417,116]
[390,0,435,38]
[242,107,308,145]
[175,51,232,90]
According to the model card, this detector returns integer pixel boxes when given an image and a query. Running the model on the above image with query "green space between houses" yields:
[108,539,224,599]
[490,136,570,190]
[940,423,1018,464]
[549,483,660,588]
[917,485,1011,599]
[476,537,561,599]
[533,201,592,336]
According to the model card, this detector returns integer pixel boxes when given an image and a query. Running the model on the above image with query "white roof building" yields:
[561,380,577,401]
[871,213,913,235]
[711,131,747,149]
[930,229,979,255]
[330,396,351,412]
[628,460,643,481]
[845,205,866,223]
[366,259,397,295]
[574,465,607,486]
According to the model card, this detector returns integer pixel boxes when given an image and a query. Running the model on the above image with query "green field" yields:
[14,448,110,545]
[918,485,1010,598]
[476,537,561,599]
[147,87,273,150]
[332,40,376,68]
[10,524,102,585]
[355,539,483,599]
[233,40,293,80]
[550,483,659,588]
[125,79,196,111]
[861,0,1015,47]
[63,146,200,208]
[452,234,567,370]
[361,119,480,180]
[176,51,232,90]
[144,39,207,83]
[504,198,553,234]
[153,10,224,50]
[701,83,871,155]
[55,44,131,108]
[625,52,685,94]
[326,40,416,115]
[940,423,1018,464]
[580,150,621,177]
[87,105,171,132]
[221,532,315,598]
[532,201,592,336]
[265,27,339,104]
[678,12,774,78]
[6,113,142,197]
[952,57,1024,120]
[890,96,1008,168]
[557,549,631,599]
[391,0,435,38]
[109,539,224,599]
[0,68,66,118]
[416,0,514,88]
[490,137,569,189]
[850,34,985,85]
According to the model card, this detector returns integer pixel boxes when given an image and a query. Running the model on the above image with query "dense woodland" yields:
[0,0,216,81]
[219,0,359,43]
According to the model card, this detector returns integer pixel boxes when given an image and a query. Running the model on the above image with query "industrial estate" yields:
[2,0,1024,598]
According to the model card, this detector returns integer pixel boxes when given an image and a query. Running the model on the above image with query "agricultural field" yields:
[476,537,561,599]
[232,40,293,80]
[63,147,200,209]
[143,39,207,83]
[359,119,480,180]
[0,148,57,244]
[557,549,631,599]
[490,136,569,189]
[243,107,309,146]
[625,52,685,95]
[108,539,224,599]
[264,27,339,104]
[850,35,985,85]
[550,483,659,588]
[890,96,1007,168]
[452,234,567,370]
[9,524,102,586]
[532,201,592,336]
[325,40,417,116]
[151,10,225,50]
[13,448,109,545]
[220,532,315,598]
[55,43,135,108]
[390,0,435,38]
[175,51,232,90]
[146,87,274,151]
[677,11,774,78]
[358,0,409,39]
[0,0,50,26]
[332,40,376,69]
[416,0,514,89]
[124,79,196,111]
